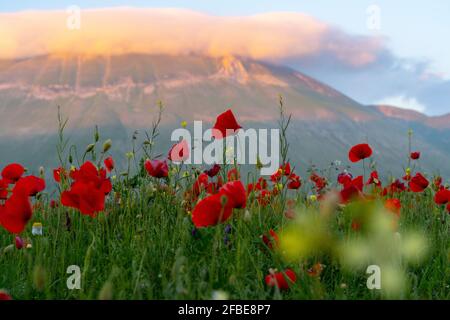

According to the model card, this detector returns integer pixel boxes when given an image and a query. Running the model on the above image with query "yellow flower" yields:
[181,121,187,128]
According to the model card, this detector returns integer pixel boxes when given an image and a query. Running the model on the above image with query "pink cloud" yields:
[0,7,385,68]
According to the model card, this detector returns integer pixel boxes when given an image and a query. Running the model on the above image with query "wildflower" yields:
[1,163,25,182]
[61,161,112,217]
[0,188,33,234]
[409,173,429,193]
[309,194,317,202]
[434,189,450,205]
[340,176,364,203]
[15,236,24,249]
[220,180,247,209]
[287,174,301,190]
[181,121,187,128]
[192,173,209,197]
[191,193,233,228]
[104,156,114,172]
[144,159,169,178]
[204,164,221,178]
[410,152,421,160]
[262,229,279,250]
[227,168,240,181]
[366,171,381,187]
[348,143,373,163]
[338,172,353,185]
[265,269,296,290]
[212,109,242,139]
[0,290,12,300]
[102,139,112,153]
[32,222,43,236]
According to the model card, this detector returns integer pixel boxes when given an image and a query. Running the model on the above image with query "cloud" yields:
[0,7,385,69]
[376,95,427,113]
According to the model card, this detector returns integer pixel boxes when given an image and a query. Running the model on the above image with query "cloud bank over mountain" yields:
[0,7,447,115]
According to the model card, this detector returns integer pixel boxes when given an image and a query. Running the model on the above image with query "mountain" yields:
[374,105,450,130]
[0,54,449,179]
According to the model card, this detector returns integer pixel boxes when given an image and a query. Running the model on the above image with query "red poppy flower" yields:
[348,144,373,163]
[434,189,450,205]
[257,190,272,206]
[144,159,169,178]
[265,269,296,290]
[0,179,8,200]
[287,174,301,190]
[168,140,190,162]
[13,176,46,197]
[383,179,406,196]
[0,190,33,234]
[61,161,112,217]
[338,172,353,185]
[193,173,209,197]
[409,173,429,193]
[104,156,115,172]
[61,182,107,217]
[212,109,242,139]
[0,290,12,300]
[205,164,221,178]
[255,177,268,191]
[262,229,279,250]
[340,176,364,203]
[447,203,450,213]
[434,176,443,189]
[191,193,233,228]
[385,198,401,218]
[1,163,25,183]
[219,180,247,209]
[366,171,381,187]
[410,152,421,160]
[310,173,327,193]
[53,167,67,183]
[50,199,59,209]
[270,163,291,182]
[227,168,240,181]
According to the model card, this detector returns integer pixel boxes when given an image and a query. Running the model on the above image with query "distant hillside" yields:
[0,54,449,179]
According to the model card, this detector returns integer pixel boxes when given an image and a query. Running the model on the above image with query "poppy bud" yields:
[15,236,24,250]
[39,166,45,177]
[103,139,112,153]
[94,126,100,142]
[85,143,95,153]
[69,153,73,164]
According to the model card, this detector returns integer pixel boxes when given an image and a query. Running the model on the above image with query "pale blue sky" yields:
[1,1,449,115]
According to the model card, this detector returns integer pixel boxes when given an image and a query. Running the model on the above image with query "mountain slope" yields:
[0,54,449,178]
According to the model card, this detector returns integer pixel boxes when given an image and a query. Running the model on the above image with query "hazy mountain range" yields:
[0,54,449,179]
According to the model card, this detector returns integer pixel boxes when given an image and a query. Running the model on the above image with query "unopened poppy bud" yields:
[86,143,95,153]
[69,153,73,164]
[94,126,100,142]
[39,166,45,177]
[143,140,152,146]
[33,265,47,291]
[256,156,263,170]
[103,139,112,153]
[406,168,411,175]
[15,236,24,249]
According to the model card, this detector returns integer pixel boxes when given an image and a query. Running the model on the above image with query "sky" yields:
[1,1,449,115]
